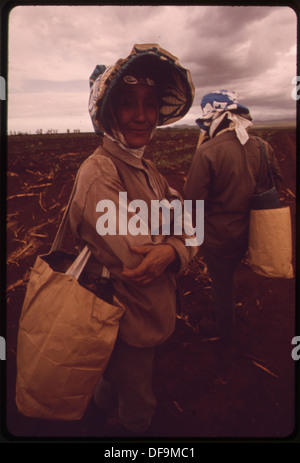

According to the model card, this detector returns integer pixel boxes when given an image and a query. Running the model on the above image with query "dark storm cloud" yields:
[8,5,297,132]
[186,5,273,39]
[184,6,293,86]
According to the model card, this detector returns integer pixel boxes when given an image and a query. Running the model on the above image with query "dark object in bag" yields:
[249,138,281,210]
[43,250,115,304]
[78,272,115,305]
[250,185,281,210]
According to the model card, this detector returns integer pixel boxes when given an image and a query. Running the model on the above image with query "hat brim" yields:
[93,44,195,132]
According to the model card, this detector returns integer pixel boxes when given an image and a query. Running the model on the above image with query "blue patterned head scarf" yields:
[196,90,252,145]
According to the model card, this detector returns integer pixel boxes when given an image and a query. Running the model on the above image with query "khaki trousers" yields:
[94,338,156,433]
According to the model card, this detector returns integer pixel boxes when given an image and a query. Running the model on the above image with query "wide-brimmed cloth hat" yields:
[89,43,195,135]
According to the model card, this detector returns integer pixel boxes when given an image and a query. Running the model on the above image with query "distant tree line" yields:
[8,129,81,135]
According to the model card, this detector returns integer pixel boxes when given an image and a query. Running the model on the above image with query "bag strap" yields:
[50,174,79,252]
[254,137,275,193]
[50,173,110,280]
[65,245,91,279]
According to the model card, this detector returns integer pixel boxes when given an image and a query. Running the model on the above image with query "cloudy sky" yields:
[7,4,297,134]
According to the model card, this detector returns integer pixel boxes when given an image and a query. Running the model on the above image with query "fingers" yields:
[122,244,177,285]
[122,262,159,285]
[129,245,153,255]
[122,253,160,284]
[122,263,148,279]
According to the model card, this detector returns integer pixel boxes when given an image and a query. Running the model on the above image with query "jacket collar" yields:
[98,136,146,169]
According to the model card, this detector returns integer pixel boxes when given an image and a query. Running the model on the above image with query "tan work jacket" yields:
[69,136,197,347]
[183,131,282,256]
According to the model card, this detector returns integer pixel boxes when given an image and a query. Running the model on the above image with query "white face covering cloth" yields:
[209,111,253,145]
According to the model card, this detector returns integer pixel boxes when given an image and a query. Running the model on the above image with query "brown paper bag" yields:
[248,206,293,279]
[15,251,125,421]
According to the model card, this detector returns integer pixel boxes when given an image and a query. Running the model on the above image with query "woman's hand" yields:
[122,244,177,285]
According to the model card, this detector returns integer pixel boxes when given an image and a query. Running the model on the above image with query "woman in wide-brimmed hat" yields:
[69,44,196,436]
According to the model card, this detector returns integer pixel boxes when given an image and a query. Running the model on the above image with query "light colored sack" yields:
[15,176,125,421]
[248,206,293,279]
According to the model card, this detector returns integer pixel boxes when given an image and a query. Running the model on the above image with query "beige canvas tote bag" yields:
[248,138,293,279]
[15,177,125,421]
[248,206,293,279]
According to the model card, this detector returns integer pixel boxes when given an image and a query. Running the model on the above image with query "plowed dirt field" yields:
[4,127,298,442]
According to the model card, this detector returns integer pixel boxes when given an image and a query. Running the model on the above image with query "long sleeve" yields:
[183,146,211,202]
[69,154,153,277]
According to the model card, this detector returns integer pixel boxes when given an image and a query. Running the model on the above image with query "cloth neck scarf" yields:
[104,132,145,159]
[209,111,253,145]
